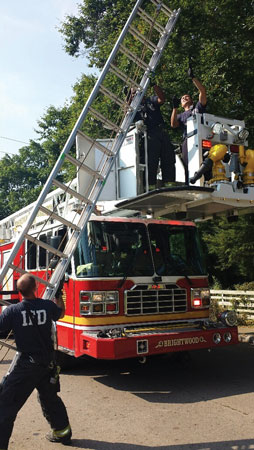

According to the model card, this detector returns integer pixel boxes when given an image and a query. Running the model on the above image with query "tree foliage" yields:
[198,215,254,288]
[60,0,254,144]
[0,142,48,219]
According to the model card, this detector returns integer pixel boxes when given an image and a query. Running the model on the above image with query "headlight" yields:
[212,122,223,135]
[219,310,237,327]
[80,291,119,315]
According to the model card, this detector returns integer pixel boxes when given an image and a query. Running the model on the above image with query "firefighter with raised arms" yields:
[171,62,207,183]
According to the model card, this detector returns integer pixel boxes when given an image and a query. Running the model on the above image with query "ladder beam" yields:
[52,179,93,204]
[25,234,68,259]
[77,130,115,157]
[89,107,122,132]
[137,8,164,33]
[129,25,157,52]
[39,206,81,231]
[119,44,148,70]
[9,264,54,288]
[99,85,126,108]
[65,154,105,180]
[109,64,140,90]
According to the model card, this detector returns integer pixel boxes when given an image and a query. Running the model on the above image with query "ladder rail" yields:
[43,7,181,300]
[0,0,144,287]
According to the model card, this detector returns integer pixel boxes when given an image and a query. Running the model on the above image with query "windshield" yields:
[148,224,207,276]
[74,221,207,278]
[75,221,153,277]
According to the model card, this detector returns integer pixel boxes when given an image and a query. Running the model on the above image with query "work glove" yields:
[148,71,156,86]
[172,95,180,108]
[123,85,129,96]
[187,63,195,79]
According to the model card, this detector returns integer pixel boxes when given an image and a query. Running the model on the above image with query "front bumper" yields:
[80,325,238,360]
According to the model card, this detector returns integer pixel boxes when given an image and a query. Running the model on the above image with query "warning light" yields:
[202,140,212,148]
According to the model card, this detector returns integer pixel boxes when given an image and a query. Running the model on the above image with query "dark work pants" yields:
[0,354,69,449]
[147,126,175,186]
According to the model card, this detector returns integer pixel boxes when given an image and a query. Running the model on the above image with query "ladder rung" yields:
[25,234,68,259]
[129,25,157,52]
[89,107,122,132]
[0,290,19,295]
[76,130,114,157]
[9,264,54,287]
[137,8,164,33]
[151,0,173,17]
[39,206,81,231]
[119,45,148,70]
[52,179,92,205]
[0,340,17,351]
[65,154,105,181]
[0,299,12,306]
[99,85,126,108]
[109,64,140,90]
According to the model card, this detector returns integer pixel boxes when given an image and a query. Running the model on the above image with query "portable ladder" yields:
[0,0,180,300]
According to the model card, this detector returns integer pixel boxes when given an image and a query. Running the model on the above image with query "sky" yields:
[0,0,94,157]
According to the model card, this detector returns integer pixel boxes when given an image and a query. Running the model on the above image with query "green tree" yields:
[59,0,254,145]
[0,142,48,219]
[198,214,254,288]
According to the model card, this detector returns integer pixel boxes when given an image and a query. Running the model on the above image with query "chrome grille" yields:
[125,284,187,315]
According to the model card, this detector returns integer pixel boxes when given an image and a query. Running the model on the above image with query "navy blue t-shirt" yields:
[0,298,62,360]
[177,101,206,138]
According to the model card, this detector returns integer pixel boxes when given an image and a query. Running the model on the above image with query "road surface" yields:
[1,341,254,450]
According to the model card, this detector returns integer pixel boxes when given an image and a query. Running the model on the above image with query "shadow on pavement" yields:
[62,343,254,404]
[69,438,254,449]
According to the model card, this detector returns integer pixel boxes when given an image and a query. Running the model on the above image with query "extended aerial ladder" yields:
[0,0,181,300]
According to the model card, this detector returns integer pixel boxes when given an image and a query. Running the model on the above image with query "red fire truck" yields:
[0,194,238,361]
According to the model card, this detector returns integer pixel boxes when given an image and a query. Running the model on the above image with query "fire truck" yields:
[1,0,253,363]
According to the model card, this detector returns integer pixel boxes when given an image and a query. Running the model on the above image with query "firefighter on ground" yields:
[128,78,176,190]
[0,274,72,449]
[171,63,207,183]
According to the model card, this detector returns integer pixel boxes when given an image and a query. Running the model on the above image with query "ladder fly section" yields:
[0,0,180,300]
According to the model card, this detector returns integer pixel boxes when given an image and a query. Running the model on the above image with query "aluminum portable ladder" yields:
[0,0,180,300]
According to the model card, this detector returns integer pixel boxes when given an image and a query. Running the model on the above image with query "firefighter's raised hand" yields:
[187,63,195,79]
[172,96,180,109]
